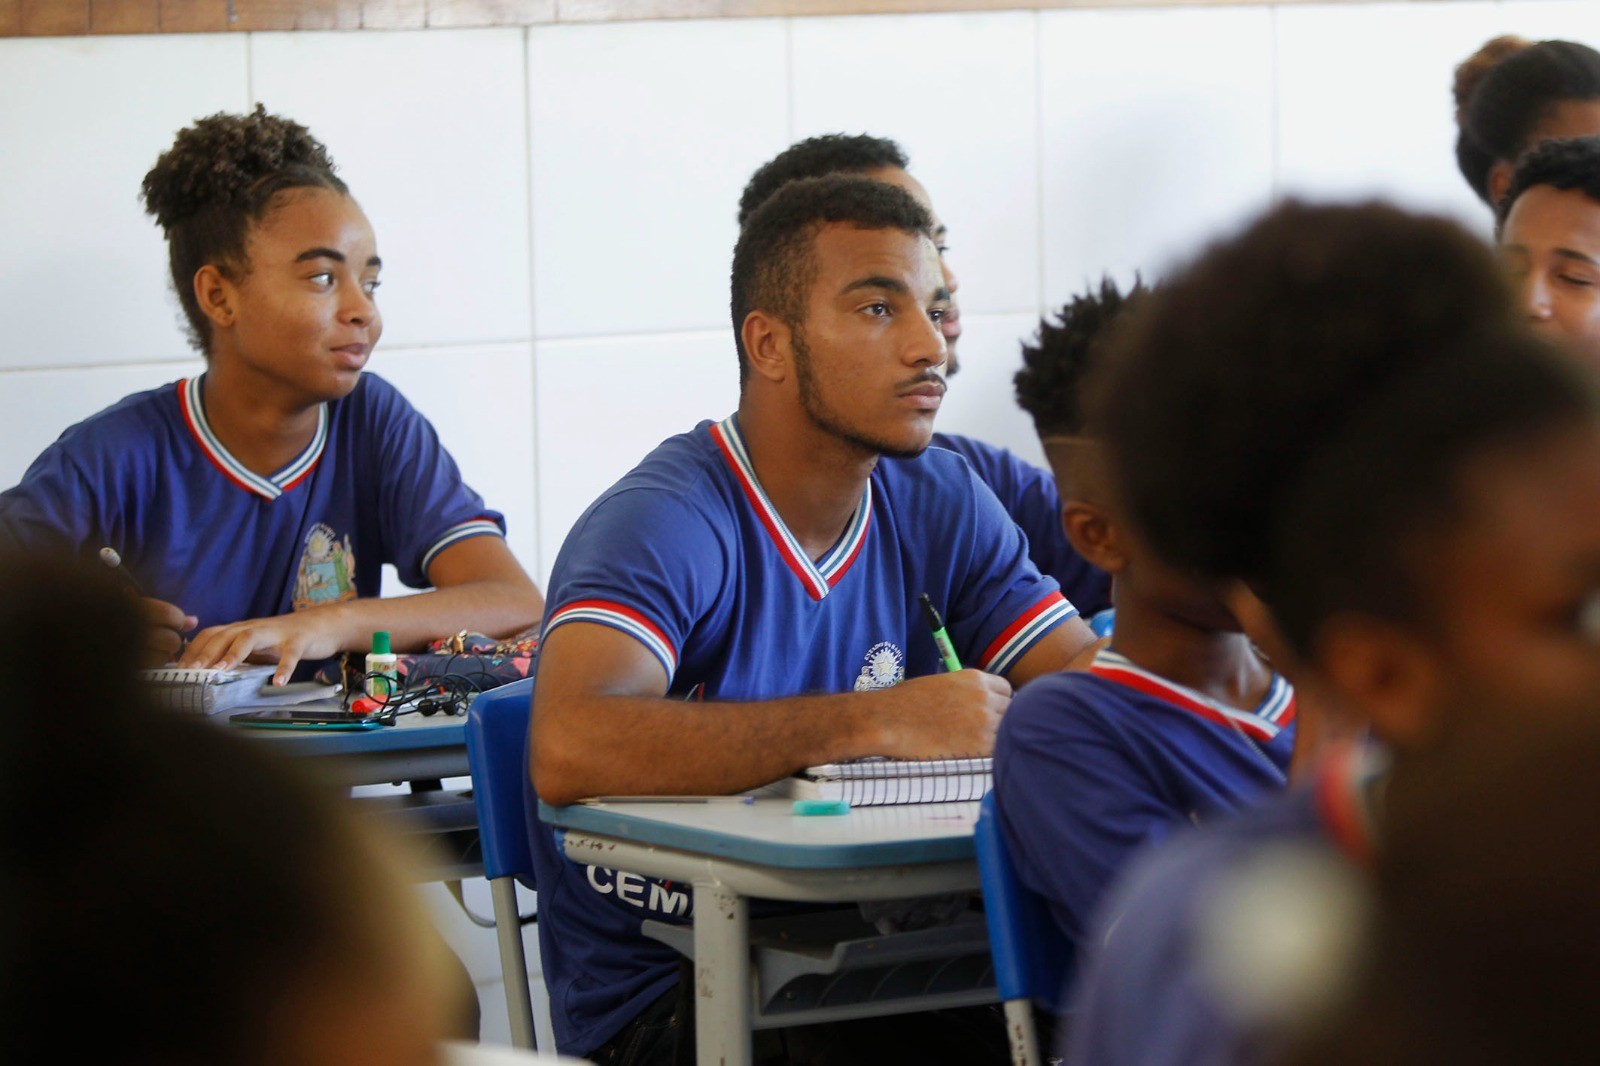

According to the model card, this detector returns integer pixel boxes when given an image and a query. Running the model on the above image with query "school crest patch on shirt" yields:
[854,641,905,690]
[293,522,358,610]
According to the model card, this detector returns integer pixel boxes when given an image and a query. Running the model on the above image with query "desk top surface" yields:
[542,797,979,869]
[224,704,467,756]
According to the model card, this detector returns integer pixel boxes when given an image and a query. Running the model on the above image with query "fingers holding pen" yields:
[139,596,196,666]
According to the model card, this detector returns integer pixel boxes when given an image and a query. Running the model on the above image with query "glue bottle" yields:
[366,630,399,701]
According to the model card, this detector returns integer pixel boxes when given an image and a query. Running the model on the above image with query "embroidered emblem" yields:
[854,641,906,691]
[292,522,358,610]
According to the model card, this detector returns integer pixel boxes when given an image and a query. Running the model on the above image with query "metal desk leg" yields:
[693,883,751,1066]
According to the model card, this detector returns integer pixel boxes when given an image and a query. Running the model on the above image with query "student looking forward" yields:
[529,175,1098,1062]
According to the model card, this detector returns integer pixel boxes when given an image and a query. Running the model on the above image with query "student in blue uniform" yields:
[1062,200,1600,1065]
[1497,135,1600,367]
[994,277,1295,1003]
[738,134,1111,615]
[1453,35,1600,208]
[0,107,542,682]
[530,175,1100,1063]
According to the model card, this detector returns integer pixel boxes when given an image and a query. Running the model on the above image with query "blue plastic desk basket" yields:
[974,790,1070,1065]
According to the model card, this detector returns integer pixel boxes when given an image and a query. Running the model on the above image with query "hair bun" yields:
[1453,34,1532,118]
[140,104,338,231]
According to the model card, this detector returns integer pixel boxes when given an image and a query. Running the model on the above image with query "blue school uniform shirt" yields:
[530,414,1079,1055]
[931,432,1112,617]
[1064,746,1379,1066]
[993,648,1297,999]
[0,373,504,632]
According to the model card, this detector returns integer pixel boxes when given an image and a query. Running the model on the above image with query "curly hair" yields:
[1454,37,1600,204]
[737,134,909,226]
[141,105,348,354]
[1014,276,1148,438]
[730,174,933,385]
[1496,135,1600,231]
[1091,199,1593,655]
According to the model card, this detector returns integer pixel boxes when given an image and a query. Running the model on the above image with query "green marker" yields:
[919,593,963,672]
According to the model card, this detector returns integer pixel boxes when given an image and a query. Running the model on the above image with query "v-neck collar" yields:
[1088,647,1296,742]
[710,415,872,602]
[1314,742,1383,868]
[178,375,329,501]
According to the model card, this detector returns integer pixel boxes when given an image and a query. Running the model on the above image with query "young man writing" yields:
[529,176,1098,1062]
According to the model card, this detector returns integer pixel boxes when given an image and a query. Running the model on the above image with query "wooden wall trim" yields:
[3,0,1419,37]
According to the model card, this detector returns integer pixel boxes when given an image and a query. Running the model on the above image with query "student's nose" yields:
[1524,272,1555,323]
[906,311,948,369]
[342,287,377,327]
[940,254,960,298]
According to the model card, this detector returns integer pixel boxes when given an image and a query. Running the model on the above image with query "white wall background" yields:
[5,0,1599,1041]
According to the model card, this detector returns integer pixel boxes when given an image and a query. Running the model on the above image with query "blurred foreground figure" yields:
[0,550,463,1066]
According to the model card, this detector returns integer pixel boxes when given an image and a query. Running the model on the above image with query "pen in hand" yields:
[102,546,194,662]
[99,546,147,597]
[919,593,963,672]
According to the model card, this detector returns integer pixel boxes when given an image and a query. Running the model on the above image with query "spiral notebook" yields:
[769,756,992,807]
[139,664,277,716]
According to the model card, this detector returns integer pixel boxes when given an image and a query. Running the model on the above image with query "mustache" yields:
[896,370,948,394]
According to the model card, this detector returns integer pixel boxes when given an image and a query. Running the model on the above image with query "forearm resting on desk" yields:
[531,625,1012,806]
[180,538,542,681]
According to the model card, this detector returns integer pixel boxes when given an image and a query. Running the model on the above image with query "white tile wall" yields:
[374,344,539,578]
[791,12,1041,316]
[1039,6,1277,297]
[250,29,533,348]
[0,360,204,488]
[527,19,791,339]
[0,35,248,370]
[1497,0,1600,42]
[533,331,740,582]
[5,0,1583,599]
[1275,1,1504,231]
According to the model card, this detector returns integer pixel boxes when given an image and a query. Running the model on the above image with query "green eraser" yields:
[793,798,851,816]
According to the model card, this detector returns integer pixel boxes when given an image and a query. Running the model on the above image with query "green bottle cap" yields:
[371,631,392,655]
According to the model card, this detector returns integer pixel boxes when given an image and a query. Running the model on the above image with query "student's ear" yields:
[193,264,237,331]
[1314,613,1447,751]
[1062,500,1128,575]
[741,310,792,385]
[1487,160,1516,210]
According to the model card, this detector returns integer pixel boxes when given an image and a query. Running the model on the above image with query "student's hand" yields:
[178,610,346,686]
[139,597,196,667]
[873,669,1013,758]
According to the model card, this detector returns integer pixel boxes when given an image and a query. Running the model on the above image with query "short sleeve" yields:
[360,377,506,587]
[541,485,728,686]
[0,434,123,561]
[941,462,1077,675]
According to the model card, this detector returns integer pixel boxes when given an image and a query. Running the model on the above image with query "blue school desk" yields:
[540,797,998,1066]
[242,709,480,880]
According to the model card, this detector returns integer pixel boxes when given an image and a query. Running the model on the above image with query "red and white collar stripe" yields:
[710,416,871,601]
[178,376,328,501]
[1088,648,1296,742]
[1314,741,1383,868]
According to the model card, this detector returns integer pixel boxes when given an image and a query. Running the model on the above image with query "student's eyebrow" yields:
[933,286,951,304]
[841,275,909,296]
[1554,248,1600,268]
[294,250,383,270]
